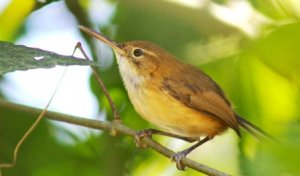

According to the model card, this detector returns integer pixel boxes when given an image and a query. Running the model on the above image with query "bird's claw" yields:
[171,151,187,170]
[134,129,153,148]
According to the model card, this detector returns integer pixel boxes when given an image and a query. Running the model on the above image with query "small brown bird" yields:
[79,26,269,169]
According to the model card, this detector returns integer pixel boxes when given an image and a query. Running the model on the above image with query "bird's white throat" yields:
[115,53,145,91]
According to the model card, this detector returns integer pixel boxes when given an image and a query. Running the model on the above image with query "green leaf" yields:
[0,0,35,41]
[252,22,300,85]
[0,41,97,75]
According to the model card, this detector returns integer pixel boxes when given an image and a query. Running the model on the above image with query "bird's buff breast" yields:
[127,85,225,138]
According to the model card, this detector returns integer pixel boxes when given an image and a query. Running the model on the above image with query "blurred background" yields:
[0,0,300,175]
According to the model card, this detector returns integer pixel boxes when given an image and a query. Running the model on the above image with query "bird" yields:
[79,25,270,169]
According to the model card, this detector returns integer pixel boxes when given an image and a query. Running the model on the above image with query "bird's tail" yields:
[236,114,272,140]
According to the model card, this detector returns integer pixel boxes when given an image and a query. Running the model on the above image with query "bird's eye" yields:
[133,48,143,57]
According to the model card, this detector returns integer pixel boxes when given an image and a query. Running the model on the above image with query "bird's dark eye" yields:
[133,48,143,57]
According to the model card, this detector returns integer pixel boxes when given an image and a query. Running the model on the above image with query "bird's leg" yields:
[171,136,213,170]
[134,128,199,148]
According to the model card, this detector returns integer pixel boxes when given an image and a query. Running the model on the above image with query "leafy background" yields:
[1,0,300,175]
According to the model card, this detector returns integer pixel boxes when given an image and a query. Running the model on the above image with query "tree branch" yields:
[0,98,230,176]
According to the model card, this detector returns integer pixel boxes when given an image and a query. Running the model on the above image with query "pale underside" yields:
[130,87,227,137]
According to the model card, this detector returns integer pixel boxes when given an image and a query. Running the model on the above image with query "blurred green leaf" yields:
[0,0,35,41]
[252,22,300,85]
[248,0,297,19]
[0,41,97,75]
[237,37,300,176]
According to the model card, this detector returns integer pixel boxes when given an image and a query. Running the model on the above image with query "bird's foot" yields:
[171,151,188,170]
[134,129,154,148]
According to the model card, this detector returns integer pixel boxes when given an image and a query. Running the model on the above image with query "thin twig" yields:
[73,42,120,121]
[0,99,230,176]
[0,70,66,172]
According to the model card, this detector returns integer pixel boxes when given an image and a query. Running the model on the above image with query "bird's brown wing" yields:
[189,91,240,135]
[160,74,240,136]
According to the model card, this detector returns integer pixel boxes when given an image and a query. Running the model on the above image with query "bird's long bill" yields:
[78,25,124,54]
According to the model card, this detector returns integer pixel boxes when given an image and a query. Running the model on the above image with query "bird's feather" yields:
[160,64,241,136]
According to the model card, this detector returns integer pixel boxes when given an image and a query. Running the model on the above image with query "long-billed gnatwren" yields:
[79,25,269,169]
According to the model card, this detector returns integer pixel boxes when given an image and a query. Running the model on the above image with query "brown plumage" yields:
[117,41,240,138]
[79,26,269,170]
